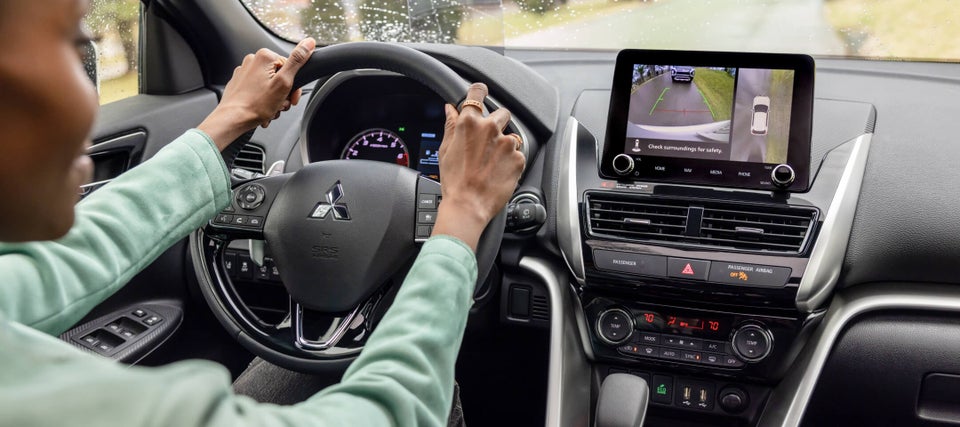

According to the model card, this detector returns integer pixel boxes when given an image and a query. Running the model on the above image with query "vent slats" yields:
[531,295,549,321]
[233,144,265,174]
[588,194,690,244]
[585,192,818,254]
[699,204,815,252]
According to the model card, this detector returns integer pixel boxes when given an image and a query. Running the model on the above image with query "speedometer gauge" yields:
[341,128,410,168]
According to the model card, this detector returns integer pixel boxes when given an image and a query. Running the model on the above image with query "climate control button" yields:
[597,308,634,345]
[731,324,773,362]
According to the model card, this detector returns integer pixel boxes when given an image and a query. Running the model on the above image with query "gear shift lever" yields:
[595,373,649,427]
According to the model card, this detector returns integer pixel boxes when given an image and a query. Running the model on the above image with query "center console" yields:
[555,50,876,425]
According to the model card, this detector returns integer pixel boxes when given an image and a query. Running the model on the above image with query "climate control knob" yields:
[771,164,795,188]
[612,154,636,176]
[596,308,634,345]
[731,324,773,362]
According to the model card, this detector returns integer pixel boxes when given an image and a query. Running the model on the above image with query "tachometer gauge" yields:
[341,128,410,167]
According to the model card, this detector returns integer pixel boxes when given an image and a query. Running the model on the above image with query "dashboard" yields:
[237,43,960,427]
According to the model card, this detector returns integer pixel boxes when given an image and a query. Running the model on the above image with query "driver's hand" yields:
[199,38,317,151]
[432,83,526,252]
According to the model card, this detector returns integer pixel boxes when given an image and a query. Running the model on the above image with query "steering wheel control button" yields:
[597,309,634,345]
[612,153,636,176]
[771,164,796,188]
[732,324,773,362]
[417,211,437,224]
[416,225,433,239]
[215,214,233,224]
[417,194,437,209]
[247,216,264,228]
[593,250,667,277]
[236,184,266,210]
[651,375,674,404]
[708,262,791,288]
[667,258,711,281]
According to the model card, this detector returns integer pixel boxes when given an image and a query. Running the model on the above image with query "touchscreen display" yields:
[625,65,794,165]
[602,50,814,192]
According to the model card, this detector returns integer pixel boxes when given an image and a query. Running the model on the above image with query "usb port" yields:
[699,388,708,403]
[682,386,692,401]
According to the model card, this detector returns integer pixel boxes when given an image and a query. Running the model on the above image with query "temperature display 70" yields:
[638,310,728,338]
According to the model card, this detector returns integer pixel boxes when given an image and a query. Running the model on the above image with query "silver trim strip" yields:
[520,256,592,427]
[762,284,960,426]
[795,133,872,312]
[293,303,361,351]
[557,117,586,284]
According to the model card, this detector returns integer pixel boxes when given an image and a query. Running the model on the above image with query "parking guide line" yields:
[649,87,670,116]
[696,86,717,120]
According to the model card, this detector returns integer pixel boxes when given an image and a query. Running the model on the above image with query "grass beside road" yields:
[824,0,960,61]
[765,70,794,164]
[692,69,733,121]
[458,0,639,44]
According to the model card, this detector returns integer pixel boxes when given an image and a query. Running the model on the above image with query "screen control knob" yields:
[596,308,634,345]
[771,164,795,188]
[731,324,773,362]
[612,154,635,176]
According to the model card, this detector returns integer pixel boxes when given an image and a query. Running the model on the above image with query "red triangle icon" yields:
[681,263,695,275]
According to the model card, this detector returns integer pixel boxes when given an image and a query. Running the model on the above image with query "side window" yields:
[84,0,141,105]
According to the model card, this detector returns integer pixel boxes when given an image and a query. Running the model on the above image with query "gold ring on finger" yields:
[459,99,484,113]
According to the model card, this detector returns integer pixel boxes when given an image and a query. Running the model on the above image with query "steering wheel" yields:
[190,42,507,373]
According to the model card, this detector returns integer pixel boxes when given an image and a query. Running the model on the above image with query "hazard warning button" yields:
[667,258,711,281]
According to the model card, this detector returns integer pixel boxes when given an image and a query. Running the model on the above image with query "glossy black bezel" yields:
[602,49,815,192]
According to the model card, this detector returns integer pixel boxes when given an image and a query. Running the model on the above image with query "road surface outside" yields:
[507,0,845,55]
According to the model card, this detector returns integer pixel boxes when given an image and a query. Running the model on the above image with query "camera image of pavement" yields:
[629,74,717,127]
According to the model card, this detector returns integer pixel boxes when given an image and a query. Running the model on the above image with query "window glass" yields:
[84,0,141,104]
[241,0,960,63]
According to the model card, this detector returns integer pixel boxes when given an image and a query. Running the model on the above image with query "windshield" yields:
[241,0,959,62]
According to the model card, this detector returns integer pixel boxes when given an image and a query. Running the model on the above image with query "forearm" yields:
[0,130,231,335]
[299,235,478,426]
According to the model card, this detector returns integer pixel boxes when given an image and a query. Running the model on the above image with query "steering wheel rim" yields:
[190,42,506,373]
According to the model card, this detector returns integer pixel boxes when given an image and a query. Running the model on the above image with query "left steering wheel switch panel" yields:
[59,303,183,363]
[206,177,287,240]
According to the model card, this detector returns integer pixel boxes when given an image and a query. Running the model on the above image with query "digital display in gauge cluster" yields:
[342,127,444,181]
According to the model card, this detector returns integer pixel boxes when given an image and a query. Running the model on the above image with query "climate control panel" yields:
[584,296,802,379]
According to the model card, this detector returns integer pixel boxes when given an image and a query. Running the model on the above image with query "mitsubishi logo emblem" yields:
[309,181,350,220]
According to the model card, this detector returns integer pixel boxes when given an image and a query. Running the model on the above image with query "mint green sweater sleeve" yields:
[0,129,479,426]
[0,129,231,335]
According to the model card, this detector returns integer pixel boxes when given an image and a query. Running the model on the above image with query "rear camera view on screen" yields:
[625,64,794,164]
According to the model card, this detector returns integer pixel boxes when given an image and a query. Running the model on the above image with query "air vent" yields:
[699,204,817,252]
[531,295,550,322]
[233,144,265,174]
[586,193,690,243]
[585,192,818,254]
